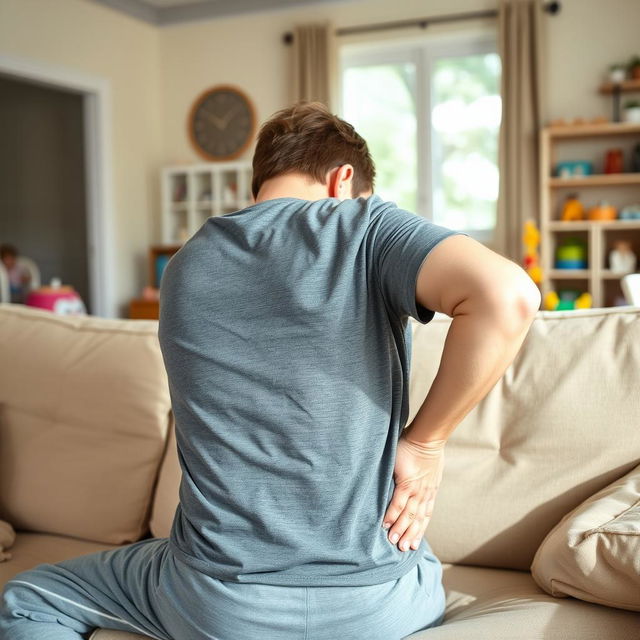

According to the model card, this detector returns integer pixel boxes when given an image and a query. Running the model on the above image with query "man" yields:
[0,101,540,639]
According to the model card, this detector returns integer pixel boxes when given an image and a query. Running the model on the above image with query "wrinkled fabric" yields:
[157,194,465,586]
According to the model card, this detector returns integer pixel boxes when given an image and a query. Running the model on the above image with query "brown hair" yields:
[0,243,17,259]
[251,101,375,199]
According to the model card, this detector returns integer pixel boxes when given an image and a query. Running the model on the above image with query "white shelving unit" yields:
[539,122,640,308]
[161,161,253,244]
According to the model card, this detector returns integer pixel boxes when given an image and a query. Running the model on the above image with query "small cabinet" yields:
[161,161,253,244]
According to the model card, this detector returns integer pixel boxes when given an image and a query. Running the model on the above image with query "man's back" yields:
[157,193,463,586]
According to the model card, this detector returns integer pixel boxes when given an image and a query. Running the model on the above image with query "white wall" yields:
[545,0,640,122]
[158,0,496,167]
[0,0,163,318]
[159,0,640,164]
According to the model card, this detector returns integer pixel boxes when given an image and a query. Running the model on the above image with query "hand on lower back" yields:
[382,434,446,552]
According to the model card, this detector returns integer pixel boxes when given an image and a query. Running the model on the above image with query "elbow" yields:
[512,266,541,318]
[489,267,541,336]
[454,263,541,332]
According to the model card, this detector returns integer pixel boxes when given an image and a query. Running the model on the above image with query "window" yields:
[341,33,501,246]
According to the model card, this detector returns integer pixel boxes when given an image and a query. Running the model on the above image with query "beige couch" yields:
[1,301,639,639]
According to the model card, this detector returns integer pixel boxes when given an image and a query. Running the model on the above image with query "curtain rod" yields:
[282,1,561,44]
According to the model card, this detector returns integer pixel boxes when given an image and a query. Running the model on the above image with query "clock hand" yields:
[220,105,241,129]
[204,111,225,129]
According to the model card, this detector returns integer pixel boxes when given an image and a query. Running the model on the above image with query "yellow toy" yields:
[522,219,543,284]
[561,194,585,221]
[543,291,559,311]
[544,290,592,311]
[575,292,592,308]
[524,218,592,311]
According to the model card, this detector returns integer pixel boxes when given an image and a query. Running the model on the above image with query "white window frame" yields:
[339,28,500,247]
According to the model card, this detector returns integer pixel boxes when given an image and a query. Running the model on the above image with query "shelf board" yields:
[547,221,591,231]
[548,269,590,279]
[597,219,640,229]
[547,219,640,230]
[544,121,640,138]
[601,269,638,279]
[599,78,640,94]
[548,173,640,188]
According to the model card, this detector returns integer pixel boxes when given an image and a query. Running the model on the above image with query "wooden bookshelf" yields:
[539,124,640,308]
[549,173,640,188]
[599,78,640,94]
[545,122,640,138]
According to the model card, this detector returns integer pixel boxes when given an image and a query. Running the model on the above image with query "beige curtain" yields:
[496,0,546,262]
[291,21,338,110]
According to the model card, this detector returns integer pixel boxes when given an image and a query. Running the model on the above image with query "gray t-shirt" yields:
[157,193,465,586]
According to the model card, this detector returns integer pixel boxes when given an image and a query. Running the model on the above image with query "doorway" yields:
[0,54,116,318]
[0,75,90,310]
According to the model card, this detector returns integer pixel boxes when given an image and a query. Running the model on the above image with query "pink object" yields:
[25,279,86,315]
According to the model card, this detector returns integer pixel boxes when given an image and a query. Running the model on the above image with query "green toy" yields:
[555,237,588,269]
[544,288,592,311]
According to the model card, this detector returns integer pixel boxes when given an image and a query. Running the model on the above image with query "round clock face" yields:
[189,86,256,161]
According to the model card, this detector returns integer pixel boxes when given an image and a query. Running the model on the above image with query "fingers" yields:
[383,485,438,552]
[382,483,410,530]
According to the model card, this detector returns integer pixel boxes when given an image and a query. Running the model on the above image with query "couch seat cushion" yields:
[0,531,121,589]
[89,563,640,640]
[405,563,640,639]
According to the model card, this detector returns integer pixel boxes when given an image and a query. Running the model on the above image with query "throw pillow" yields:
[530,462,640,612]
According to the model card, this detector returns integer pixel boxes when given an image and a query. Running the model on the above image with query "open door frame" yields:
[0,53,117,318]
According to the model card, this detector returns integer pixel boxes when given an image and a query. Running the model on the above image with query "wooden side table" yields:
[129,299,159,320]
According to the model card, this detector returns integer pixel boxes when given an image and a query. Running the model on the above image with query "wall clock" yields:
[188,85,256,161]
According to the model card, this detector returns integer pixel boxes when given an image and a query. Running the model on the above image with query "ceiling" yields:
[142,0,210,6]
[89,0,357,26]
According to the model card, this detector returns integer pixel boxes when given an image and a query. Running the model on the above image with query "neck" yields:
[255,173,333,204]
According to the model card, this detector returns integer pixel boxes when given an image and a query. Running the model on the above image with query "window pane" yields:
[342,62,417,211]
[431,53,501,231]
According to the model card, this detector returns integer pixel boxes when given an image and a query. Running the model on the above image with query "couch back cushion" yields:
[149,413,180,538]
[409,306,640,571]
[0,303,172,544]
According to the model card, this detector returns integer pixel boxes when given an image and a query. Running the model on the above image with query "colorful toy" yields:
[560,194,585,221]
[25,277,86,315]
[609,240,637,273]
[588,201,617,221]
[555,237,587,269]
[604,148,624,174]
[555,161,593,178]
[543,289,592,311]
[522,219,543,284]
[620,203,640,220]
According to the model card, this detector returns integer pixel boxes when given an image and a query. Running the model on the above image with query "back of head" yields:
[251,101,375,199]
[0,243,18,260]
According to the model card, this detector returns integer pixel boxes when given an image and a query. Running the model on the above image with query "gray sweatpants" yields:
[0,536,446,640]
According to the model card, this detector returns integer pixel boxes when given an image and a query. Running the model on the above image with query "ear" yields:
[328,164,355,200]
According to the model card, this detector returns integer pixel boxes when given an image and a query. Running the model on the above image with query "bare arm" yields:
[382,234,541,552]
[404,233,541,445]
